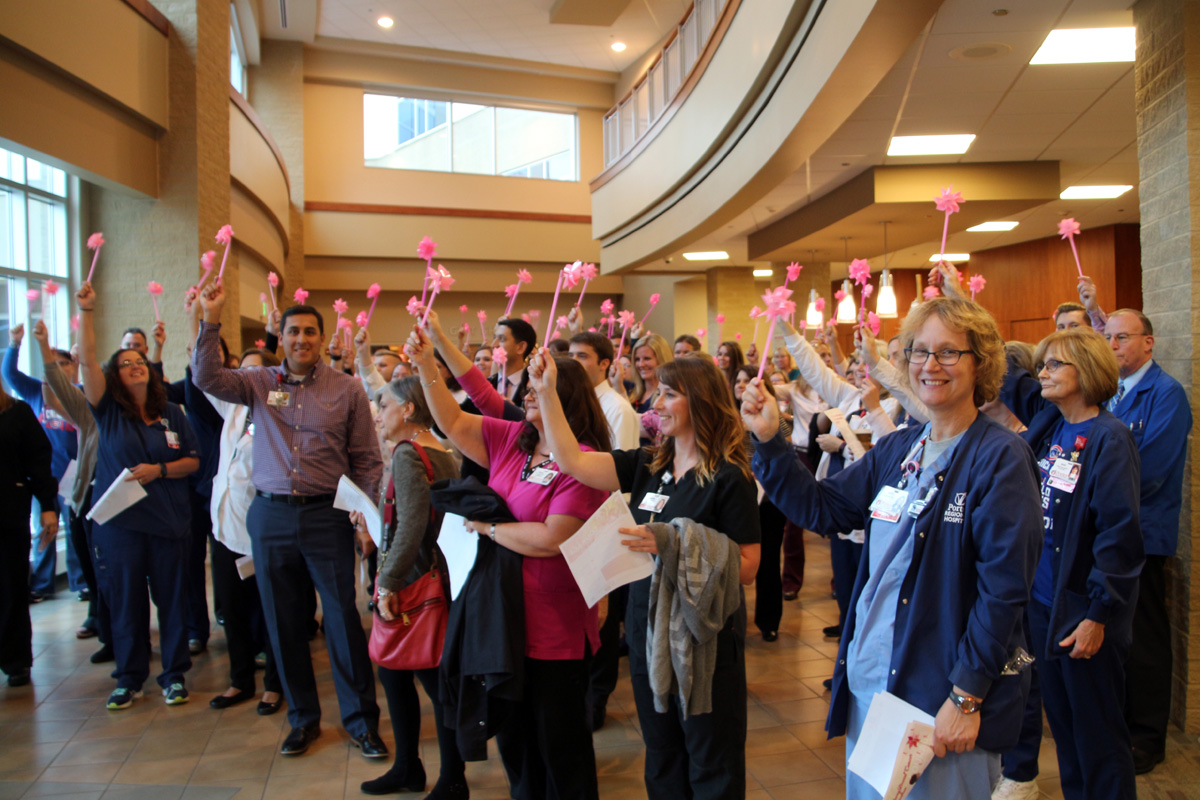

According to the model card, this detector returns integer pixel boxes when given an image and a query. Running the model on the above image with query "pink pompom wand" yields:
[85,232,104,284]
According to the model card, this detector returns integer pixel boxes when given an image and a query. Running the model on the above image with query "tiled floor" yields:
[3,534,1199,799]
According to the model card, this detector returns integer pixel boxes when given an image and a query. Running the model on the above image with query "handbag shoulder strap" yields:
[404,439,436,483]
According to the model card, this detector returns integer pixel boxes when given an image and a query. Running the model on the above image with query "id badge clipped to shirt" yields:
[267,390,291,408]
[869,485,907,523]
[165,430,180,449]
[906,486,937,519]
[1047,458,1081,493]
[638,492,669,514]
[526,466,557,486]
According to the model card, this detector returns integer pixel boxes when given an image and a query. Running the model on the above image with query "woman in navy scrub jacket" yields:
[530,350,761,800]
[1020,327,1142,800]
[741,297,1042,800]
[76,283,199,711]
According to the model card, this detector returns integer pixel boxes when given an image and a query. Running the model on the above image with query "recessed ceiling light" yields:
[929,253,971,262]
[377,16,394,28]
[1030,27,1135,65]
[752,269,773,277]
[682,251,729,261]
[1060,185,1133,199]
[611,42,627,52]
[887,134,976,156]
[966,221,1020,232]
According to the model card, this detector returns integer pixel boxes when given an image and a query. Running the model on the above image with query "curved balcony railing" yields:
[600,0,737,170]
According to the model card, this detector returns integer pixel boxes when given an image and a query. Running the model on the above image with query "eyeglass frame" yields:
[1034,358,1074,374]
[904,347,974,366]
[1102,332,1149,345]
[117,358,149,369]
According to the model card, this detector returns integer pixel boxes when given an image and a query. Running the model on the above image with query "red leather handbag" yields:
[368,440,448,671]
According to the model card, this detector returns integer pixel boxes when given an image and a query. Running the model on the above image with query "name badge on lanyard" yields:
[1047,458,1081,493]
[906,486,938,519]
[267,390,291,408]
[526,466,557,486]
[165,430,180,449]
[869,485,907,523]
[638,492,669,513]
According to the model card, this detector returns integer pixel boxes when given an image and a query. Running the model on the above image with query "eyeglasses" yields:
[1103,332,1148,345]
[1035,359,1074,373]
[904,348,973,366]
[118,358,148,369]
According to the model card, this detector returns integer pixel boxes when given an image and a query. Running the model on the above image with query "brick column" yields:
[705,267,758,353]
[89,0,232,370]
[1133,0,1199,733]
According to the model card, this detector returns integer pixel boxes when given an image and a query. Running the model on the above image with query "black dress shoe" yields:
[7,670,31,687]
[360,763,426,795]
[1132,747,1165,775]
[257,697,283,716]
[351,730,389,759]
[822,624,842,638]
[762,631,778,642]
[280,724,321,755]
[425,777,469,800]
[209,690,255,709]
[822,678,833,691]
[783,591,798,602]
[90,644,114,664]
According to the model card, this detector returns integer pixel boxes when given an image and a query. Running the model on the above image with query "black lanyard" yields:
[521,451,554,481]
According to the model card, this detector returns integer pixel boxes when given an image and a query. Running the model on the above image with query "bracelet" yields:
[489,523,497,541]
[422,376,438,387]
[159,463,167,479]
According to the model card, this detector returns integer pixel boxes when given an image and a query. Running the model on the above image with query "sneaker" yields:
[29,591,45,604]
[163,683,190,705]
[991,777,1039,800]
[107,688,142,710]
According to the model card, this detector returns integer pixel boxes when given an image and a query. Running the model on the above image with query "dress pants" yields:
[29,495,57,594]
[91,524,191,691]
[830,535,862,626]
[67,505,99,626]
[1124,554,1171,757]
[185,491,211,645]
[631,626,747,800]
[76,492,113,647]
[247,496,379,736]
[1030,600,1135,800]
[210,536,280,694]
[0,518,33,676]
[496,656,598,800]
[781,449,812,595]
[378,666,464,784]
[588,584,628,719]
[754,499,786,634]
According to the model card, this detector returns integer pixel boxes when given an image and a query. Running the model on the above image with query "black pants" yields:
[377,666,464,784]
[67,498,106,639]
[754,500,786,634]
[1001,610,1042,782]
[210,536,280,694]
[496,656,597,800]
[0,517,33,676]
[830,535,862,626]
[588,585,628,717]
[1124,554,1171,756]
[1030,600,1135,800]
[632,626,747,800]
[185,491,211,644]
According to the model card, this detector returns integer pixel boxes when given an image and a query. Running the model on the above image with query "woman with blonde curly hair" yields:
[742,297,1043,800]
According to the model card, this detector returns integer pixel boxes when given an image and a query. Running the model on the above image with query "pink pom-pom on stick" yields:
[356,310,369,328]
[784,262,803,287]
[199,250,217,290]
[85,232,104,284]
[757,286,796,381]
[254,339,266,349]
[637,293,661,329]
[406,296,422,316]
[504,269,533,318]
[477,309,488,343]
[333,297,348,334]
[147,281,164,322]
[615,310,637,363]
[214,225,235,283]
[293,287,309,305]
[492,347,507,367]
[750,305,764,343]
[267,272,279,311]
[70,314,79,333]
[924,285,941,300]
[968,274,987,301]
[715,313,725,345]
[365,282,382,328]
[1058,218,1084,278]
[544,267,567,345]
[417,237,437,306]
[420,266,454,326]
[575,262,598,308]
[934,186,964,262]
[600,298,615,337]
[815,297,826,313]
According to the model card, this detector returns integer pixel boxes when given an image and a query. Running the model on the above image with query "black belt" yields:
[255,490,335,506]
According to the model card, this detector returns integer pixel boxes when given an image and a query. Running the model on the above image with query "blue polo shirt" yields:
[91,393,199,537]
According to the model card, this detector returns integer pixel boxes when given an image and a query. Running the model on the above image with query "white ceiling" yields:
[657,0,1141,275]
[316,0,689,71]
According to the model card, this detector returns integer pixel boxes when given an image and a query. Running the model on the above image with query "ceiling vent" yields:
[949,42,1012,61]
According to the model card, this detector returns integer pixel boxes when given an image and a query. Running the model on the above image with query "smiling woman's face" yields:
[908,315,976,415]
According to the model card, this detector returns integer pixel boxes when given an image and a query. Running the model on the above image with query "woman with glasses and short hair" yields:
[76,282,200,711]
[741,297,1042,799]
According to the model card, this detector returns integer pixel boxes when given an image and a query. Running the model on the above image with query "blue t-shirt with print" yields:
[1032,417,1095,606]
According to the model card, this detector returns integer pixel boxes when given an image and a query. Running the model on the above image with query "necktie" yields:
[1111,381,1125,410]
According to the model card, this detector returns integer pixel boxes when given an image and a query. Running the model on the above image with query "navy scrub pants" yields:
[1028,599,1135,800]
[247,495,379,737]
[90,523,191,692]
[184,490,212,646]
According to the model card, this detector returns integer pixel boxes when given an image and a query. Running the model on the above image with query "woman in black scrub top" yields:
[529,349,760,799]
[76,283,200,711]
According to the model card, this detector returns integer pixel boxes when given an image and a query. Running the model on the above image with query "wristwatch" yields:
[159,463,167,479]
[949,689,981,714]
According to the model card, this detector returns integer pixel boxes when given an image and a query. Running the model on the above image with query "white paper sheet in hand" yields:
[558,492,654,609]
[825,407,867,459]
[58,459,77,500]
[847,691,936,799]
[85,469,148,525]
[333,475,382,547]
[437,513,478,602]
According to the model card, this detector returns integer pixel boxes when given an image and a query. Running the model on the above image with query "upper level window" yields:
[363,94,578,182]
[230,24,247,95]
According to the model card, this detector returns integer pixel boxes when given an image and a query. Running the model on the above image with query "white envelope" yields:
[847,691,936,798]
[558,492,654,609]
[437,513,478,602]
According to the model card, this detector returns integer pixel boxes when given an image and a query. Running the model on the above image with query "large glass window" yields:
[363,94,578,182]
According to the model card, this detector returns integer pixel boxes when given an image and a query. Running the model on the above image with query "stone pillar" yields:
[248,41,305,294]
[705,267,758,353]
[89,0,232,371]
[1133,0,1198,733]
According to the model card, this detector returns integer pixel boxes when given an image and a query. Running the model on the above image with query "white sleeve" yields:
[869,358,930,425]
[358,360,386,401]
[785,331,858,409]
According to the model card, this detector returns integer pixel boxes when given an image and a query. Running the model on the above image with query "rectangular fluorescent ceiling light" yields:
[682,251,730,261]
[887,134,976,156]
[966,221,1019,232]
[1030,28,1135,65]
[929,253,971,262]
[752,269,773,277]
[1060,185,1133,199]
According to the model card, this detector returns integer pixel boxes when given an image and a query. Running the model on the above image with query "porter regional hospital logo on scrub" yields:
[943,492,966,524]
